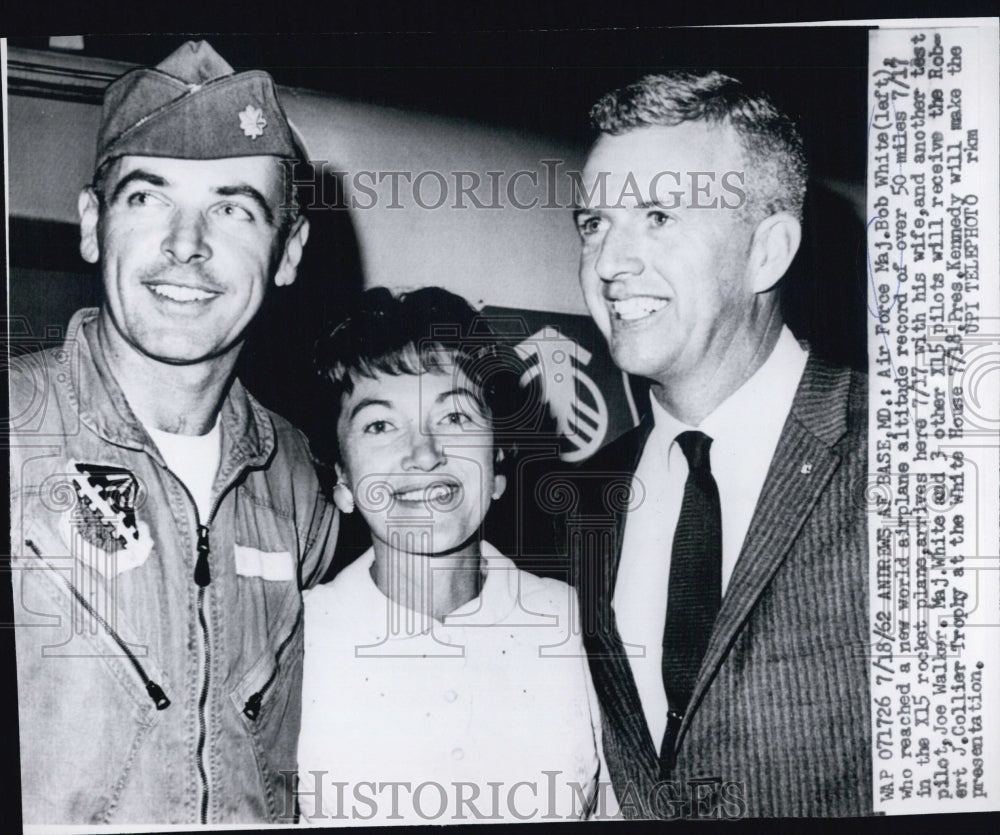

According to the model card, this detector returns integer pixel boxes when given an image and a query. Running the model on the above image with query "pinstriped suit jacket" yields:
[563,355,872,818]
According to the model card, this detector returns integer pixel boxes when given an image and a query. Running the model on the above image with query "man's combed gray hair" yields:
[589,71,808,221]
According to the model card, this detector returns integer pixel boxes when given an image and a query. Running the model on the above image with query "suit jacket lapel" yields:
[584,416,653,596]
[677,357,855,746]
[579,417,661,776]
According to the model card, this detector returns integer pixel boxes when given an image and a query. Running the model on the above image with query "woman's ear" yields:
[333,463,355,514]
[491,449,507,501]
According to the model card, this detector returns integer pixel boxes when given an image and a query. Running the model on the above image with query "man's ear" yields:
[78,188,101,264]
[274,216,310,288]
[748,211,801,294]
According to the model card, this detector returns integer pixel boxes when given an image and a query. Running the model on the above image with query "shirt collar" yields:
[352,541,520,636]
[66,307,274,467]
[647,326,808,463]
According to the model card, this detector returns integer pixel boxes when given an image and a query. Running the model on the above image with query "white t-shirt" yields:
[298,543,615,825]
[145,417,222,522]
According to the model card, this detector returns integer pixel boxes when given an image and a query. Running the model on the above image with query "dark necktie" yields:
[660,430,722,774]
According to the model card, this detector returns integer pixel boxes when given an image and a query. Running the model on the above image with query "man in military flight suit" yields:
[9,41,338,824]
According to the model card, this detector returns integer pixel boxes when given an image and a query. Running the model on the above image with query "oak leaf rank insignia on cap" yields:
[238,104,267,139]
[94,40,305,172]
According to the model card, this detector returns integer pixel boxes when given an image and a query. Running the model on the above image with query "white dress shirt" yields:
[298,542,614,824]
[612,327,808,747]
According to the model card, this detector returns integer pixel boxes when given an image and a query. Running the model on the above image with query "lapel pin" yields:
[238,104,267,139]
[800,462,813,475]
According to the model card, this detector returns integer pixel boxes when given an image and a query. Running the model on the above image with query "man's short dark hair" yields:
[589,71,808,221]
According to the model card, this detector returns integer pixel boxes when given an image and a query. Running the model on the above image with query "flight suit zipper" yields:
[24,539,171,710]
[194,522,212,824]
[171,469,222,824]
[242,606,304,720]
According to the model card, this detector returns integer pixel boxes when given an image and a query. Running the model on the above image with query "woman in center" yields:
[297,287,609,824]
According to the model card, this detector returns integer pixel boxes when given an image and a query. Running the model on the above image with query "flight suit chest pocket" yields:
[230,615,305,820]
[232,495,301,621]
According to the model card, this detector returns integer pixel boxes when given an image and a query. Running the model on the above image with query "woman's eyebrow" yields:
[349,398,392,420]
[436,387,485,408]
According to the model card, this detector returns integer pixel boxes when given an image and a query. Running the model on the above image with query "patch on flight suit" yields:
[66,462,153,574]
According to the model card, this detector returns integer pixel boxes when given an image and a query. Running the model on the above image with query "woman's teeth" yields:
[395,484,457,503]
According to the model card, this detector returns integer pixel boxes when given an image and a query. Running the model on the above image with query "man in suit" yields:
[565,71,871,817]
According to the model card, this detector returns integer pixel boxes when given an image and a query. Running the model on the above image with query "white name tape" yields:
[234,545,296,582]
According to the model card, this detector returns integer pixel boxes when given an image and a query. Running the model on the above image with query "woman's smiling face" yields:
[335,362,506,558]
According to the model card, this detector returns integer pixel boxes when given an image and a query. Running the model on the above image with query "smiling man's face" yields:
[81,154,303,366]
[575,122,761,391]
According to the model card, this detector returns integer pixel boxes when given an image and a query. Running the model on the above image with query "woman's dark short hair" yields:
[314,286,542,475]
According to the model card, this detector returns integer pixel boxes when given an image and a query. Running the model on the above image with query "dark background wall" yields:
[8,26,870,368]
[6,28,871,562]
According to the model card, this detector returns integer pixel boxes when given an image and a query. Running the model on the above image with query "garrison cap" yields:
[94,40,306,172]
